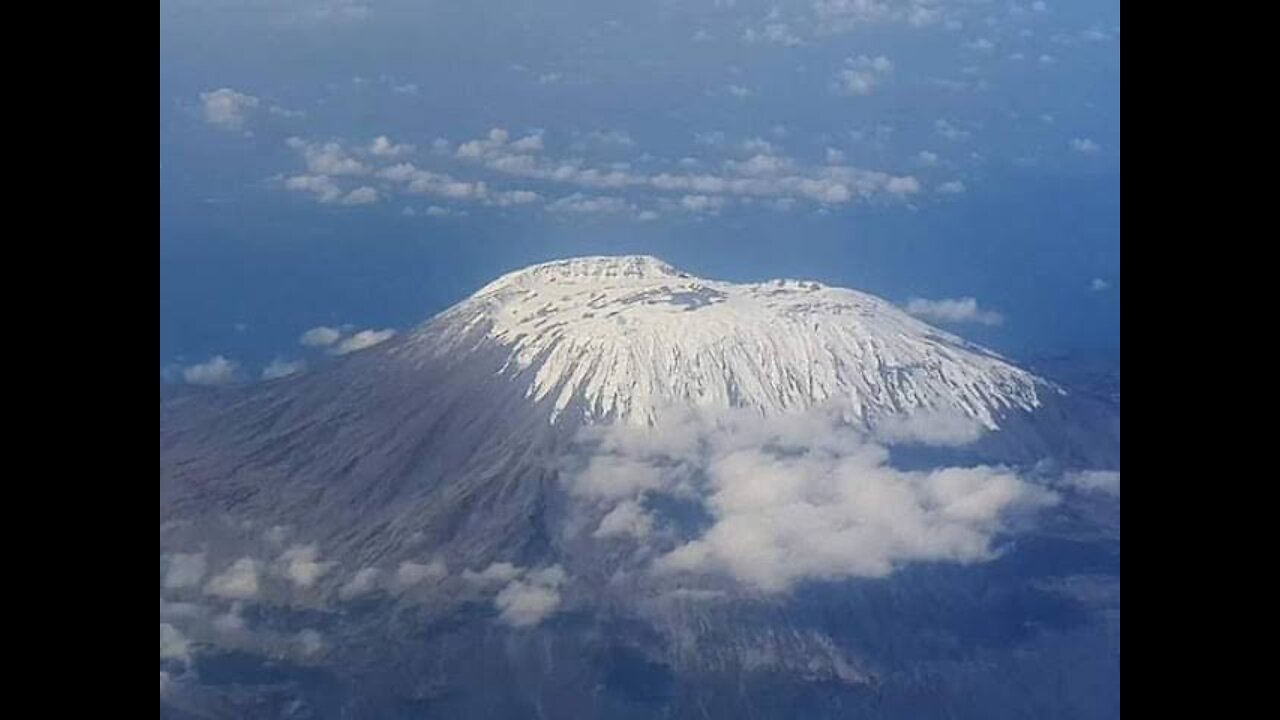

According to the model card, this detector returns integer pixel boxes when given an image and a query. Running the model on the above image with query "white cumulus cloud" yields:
[494,566,566,627]
[279,544,334,589]
[369,135,415,158]
[299,326,342,347]
[904,297,1004,326]
[200,88,259,130]
[1071,138,1101,154]
[332,328,396,355]
[339,186,379,205]
[286,138,371,176]
[205,558,260,599]
[594,499,655,539]
[395,559,448,588]
[568,408,1055,592]
[836,55,893,96]
[182,356,238,386]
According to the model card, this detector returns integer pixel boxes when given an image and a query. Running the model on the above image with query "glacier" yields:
[399,255,1044,428]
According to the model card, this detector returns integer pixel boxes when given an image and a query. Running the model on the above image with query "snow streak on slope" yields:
[394,255,1045,429]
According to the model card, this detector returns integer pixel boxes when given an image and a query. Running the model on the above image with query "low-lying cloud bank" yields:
[567,406,1058,592]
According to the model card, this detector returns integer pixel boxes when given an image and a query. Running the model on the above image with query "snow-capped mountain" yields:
[397,255,1044,429]
[160,257,1119,720]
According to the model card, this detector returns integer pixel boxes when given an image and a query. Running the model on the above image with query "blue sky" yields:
[160,0,1119,383]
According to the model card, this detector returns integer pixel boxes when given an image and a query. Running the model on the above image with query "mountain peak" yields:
[396,258,1045,429]
[475,255,689,296]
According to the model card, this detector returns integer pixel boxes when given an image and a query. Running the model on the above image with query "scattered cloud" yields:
[284,174,343,203]
[935,119,972,141]
[279,544,334,589]
[262,358,307,380]
[332,328,396,355]
[813,0,946,33]
[886,176,922,195]
[160,623,191,662]
[1090,278,1110,292]
[462,562,523,586]
[679,194,728,213]
[582,130,635,148]
[268,105,305,119]
[490,189,541,207]
[182,356,239,386]
[743,22,802,47]
[265,525,292,546]
[339,186,379,205]
[456,128,513,159]
[509,132,545,153]
[205,558,260,599]
[1071,137,1101,154]
[873,411,985,447]
[568,407,1055,592]
[213,605,247,635]
[547,194,637,216]
[376,162,489,201]
[369,136,415,158]
[200,88,259,130]
[594,499,655,539]
[1062,470,1120,497]
[163,553,208,590]
[1080,27,1111,43]
[835,56,893,96]
[275,125,932,216]
[569,453,669,501]
[904,297,1004,326]
[494,566,566,627]
[296,629,325,656]
[938,180,967,194]
[395,559,448,588]
[449,127,923,209]
[299,326,342,348]
[287,138,371,176]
